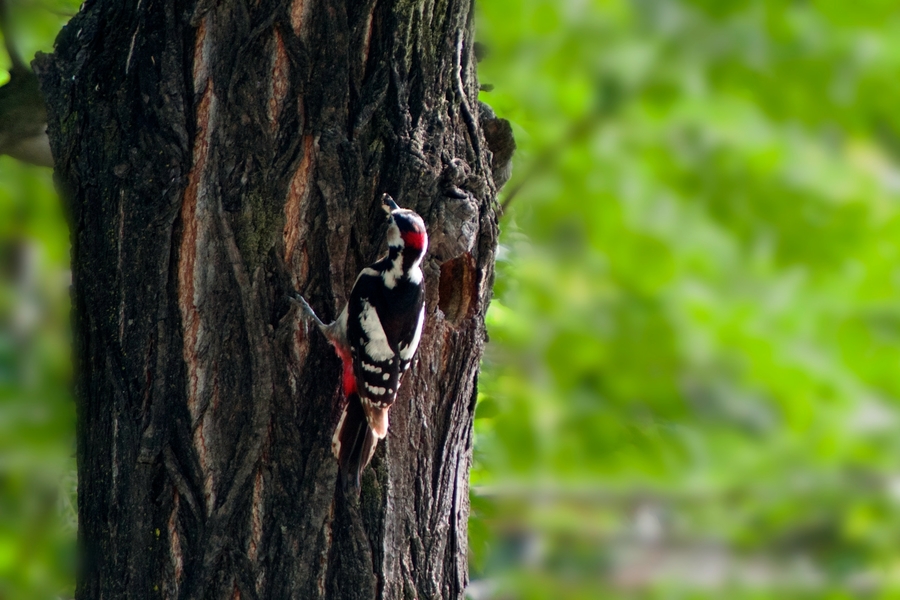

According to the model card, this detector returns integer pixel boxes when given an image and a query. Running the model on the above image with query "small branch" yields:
[499,78,623,216]
[499,112,602,216]
[28,0,76,18]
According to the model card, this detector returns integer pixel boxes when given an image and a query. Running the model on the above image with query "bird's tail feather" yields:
[333,393,378,494]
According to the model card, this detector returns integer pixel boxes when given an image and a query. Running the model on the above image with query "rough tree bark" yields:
[35,0,510,598]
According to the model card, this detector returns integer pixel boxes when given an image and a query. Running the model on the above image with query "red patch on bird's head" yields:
[401,230,426,250]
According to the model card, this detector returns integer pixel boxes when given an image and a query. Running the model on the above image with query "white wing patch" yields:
[399,306,425,360]
[359,300,394,361]
[362,362,382,373]
[365,383,387,395]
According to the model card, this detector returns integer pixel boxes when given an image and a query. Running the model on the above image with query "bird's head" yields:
[382,194,428,259]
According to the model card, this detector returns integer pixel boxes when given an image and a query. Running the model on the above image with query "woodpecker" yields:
[292,194,428,492]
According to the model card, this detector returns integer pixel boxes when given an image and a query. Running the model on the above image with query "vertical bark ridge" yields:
[290,0,309,35]
[169,490,184,595]
[269,30,290,131]
[179,14,216,516]
[283,133,315,289]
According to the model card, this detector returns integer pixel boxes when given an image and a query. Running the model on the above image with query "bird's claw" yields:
[289,293,326,329]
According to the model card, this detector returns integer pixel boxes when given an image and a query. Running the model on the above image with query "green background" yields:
[5,0,900,597]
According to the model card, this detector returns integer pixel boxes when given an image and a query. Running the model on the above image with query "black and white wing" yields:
[346,269,425,438]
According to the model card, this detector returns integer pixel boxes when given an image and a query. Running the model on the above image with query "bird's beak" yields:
[382,194,400,213]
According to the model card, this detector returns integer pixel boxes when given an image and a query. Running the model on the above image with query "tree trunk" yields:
[35,0,503,598]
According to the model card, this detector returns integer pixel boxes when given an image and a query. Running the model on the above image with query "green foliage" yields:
[0,155,74,599]
[474,0,900,596]
[1,3,79,598]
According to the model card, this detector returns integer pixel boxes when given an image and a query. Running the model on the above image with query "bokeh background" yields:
[5,0,900,598]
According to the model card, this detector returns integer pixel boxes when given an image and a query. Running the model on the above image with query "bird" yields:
[292,194,428,492]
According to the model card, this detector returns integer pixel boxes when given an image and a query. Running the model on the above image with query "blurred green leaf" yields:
[473,0,900,597]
